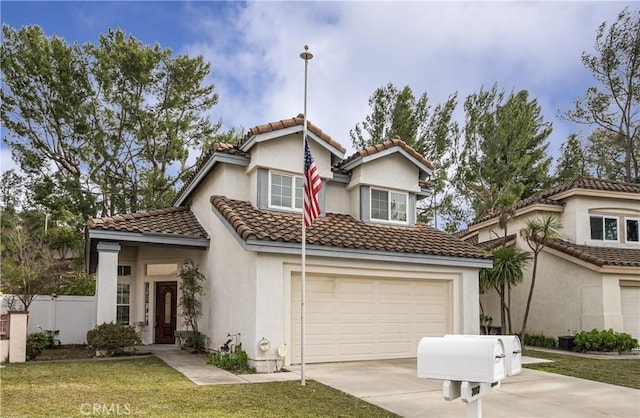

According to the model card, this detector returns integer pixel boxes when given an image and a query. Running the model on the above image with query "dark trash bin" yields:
[558,335,575,351]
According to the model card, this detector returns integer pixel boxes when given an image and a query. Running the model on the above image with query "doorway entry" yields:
[155,281,177,344]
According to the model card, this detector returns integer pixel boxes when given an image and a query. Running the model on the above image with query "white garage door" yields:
[621,286,640,342]
[291,274,452,363]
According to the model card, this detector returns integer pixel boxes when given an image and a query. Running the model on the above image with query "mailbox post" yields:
[417,335,520,418]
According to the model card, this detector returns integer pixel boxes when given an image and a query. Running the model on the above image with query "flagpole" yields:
[300,45,313,386]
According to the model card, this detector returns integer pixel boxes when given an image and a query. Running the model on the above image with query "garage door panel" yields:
[337,323,376,335]
[291,274,451,363]
[621,287,640,342]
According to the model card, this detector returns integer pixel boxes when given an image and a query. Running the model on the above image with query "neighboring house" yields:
[86,116,491,371]
[461,177,640,341]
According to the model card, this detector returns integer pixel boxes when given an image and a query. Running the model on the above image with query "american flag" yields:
[303,139,322,227]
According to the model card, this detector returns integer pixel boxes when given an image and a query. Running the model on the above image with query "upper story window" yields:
[371,188,408,223]
[590,216,618,241]
[269,171,302,211]
[626,218,639,243]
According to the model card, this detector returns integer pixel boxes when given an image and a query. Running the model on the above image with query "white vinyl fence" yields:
[1,295,95,345]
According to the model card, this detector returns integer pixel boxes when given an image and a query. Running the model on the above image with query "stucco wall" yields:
[205,213,257,352]
[569,196,640,247]
[348,153,421,192]
[480,238,620,338]
[247,134,334,179]
[324,181,350,215]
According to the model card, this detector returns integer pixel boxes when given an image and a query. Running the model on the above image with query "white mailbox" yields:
[444,334,522,376]
[417,337,506,383]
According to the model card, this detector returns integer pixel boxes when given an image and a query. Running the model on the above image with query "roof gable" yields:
[239,115,346,157]
[337,137,434,174]
[174,142,250,206]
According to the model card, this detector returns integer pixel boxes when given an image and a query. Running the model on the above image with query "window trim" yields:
[624,217,640,244]
[370,188,409,224]
[268,170,303,212]
[589,215,619,242]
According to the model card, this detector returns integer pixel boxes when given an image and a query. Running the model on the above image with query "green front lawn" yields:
[523,348,640,389]
[1,357,398,417]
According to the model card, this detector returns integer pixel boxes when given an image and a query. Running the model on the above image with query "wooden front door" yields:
[155,282,177,344]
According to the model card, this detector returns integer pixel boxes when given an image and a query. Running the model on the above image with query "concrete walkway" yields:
[147,345,299,385]
[149,345,639,417]
[288,358,640,418]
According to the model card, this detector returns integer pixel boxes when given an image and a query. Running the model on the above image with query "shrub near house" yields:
[87,323,141,356]
[573,329,639,353]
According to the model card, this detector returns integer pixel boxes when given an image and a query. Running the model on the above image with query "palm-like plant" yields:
[480,246,531,334]
[520,215,562,338]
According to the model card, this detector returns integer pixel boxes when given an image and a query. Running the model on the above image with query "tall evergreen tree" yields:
[351,83,463,231]
[554,134,587,183]
[454,84,553,221]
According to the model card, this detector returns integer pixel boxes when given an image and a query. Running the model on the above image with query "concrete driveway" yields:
[290,359,640,418]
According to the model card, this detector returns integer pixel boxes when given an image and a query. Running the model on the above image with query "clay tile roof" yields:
[470,177,640,226]
[87,207,208,238]
[543,238,640,267]
[476,234,517,250]
[210,196,491,260]
[240,115,346,154]
[338,136,435,171]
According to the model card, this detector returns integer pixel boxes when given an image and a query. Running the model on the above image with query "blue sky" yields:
[1,0,638,174]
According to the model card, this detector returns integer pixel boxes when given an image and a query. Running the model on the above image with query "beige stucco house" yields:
[460,178,640,342]
[86,116,491,371]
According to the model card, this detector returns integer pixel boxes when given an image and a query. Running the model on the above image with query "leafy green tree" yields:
[455,85,553,221]
[519,215,562,338]
[1,25,220,219]
[554,134,588,183]
[350,83,463,230]
[0,211,53,311]
[178,262,207,352]
[0,170,23,213]
[564,7,640,182]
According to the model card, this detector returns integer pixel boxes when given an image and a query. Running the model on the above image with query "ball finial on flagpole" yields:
[300,45,313,60]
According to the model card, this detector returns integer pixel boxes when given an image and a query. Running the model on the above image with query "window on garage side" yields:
[626,218,639,243]
[371,188,407,223]
[590,216,618,241]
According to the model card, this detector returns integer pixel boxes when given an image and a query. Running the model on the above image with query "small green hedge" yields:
[26,332,51,360]
[523,332,556,348]
[87,323,141,356]
[208,343,254,373]
[573,329,638,353]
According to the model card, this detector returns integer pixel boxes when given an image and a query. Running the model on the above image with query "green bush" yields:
[573,329,639,353]
[26,332,51,360]
[86,323,141,356]
[523,332,556,348]
[183,331,207,353]
[208,343,254,373]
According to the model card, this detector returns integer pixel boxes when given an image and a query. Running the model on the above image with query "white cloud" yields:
[182,1,633,161]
